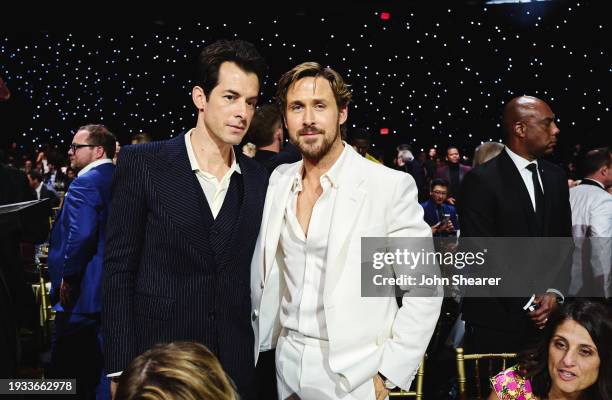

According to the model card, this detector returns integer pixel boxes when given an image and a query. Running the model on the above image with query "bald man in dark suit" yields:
[459,96,572,356]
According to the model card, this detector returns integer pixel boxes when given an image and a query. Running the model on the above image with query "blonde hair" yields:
[473,141,504,167]
[275,62,352,114]
[115,342,238,400]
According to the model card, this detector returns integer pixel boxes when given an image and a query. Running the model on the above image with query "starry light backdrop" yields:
[0,1,609,165]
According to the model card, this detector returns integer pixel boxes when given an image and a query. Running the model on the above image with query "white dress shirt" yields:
[505,147,566,304]
[34,182,43,200]
[505,146,544,212]
[185,129,241,219]
[279,145,349,341]
[569,179,612,297]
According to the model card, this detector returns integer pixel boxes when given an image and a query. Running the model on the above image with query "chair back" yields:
[455,347,517,399]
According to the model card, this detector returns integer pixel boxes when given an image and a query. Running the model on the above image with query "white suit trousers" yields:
[275,330,386,400]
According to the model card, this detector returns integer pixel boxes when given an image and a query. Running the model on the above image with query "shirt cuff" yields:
[107,371,122,378]
[378,372,397,390]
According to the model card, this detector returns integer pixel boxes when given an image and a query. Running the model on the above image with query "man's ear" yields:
[274,126,283,142]
[192,86,207,112]
[514,121,526,138]
[96,146,106,160]
[338,105,348,126]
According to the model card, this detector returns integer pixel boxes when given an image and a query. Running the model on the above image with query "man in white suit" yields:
[251,62,442,400]
[569,147,612,298]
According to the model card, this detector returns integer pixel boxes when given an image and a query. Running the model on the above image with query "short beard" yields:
[293,125,339,162]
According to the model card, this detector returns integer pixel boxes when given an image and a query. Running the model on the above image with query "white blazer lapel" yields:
[263,169,297,282]
[324,152,366,299]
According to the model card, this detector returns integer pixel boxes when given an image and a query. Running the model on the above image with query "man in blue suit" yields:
[103,40,268,400]
[420,178,459,237]
[47,124,116,399]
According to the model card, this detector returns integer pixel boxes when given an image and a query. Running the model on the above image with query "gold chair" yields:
[388,357,426,399]
[455,347,517,399]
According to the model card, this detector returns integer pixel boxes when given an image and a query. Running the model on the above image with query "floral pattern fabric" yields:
[490,366,537,400]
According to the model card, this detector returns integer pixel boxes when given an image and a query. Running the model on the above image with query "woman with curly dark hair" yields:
[488,299,612,400]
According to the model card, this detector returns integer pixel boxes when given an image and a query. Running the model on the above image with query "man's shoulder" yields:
[420,200,433,209]
[358,154,405,181]
[121,140,166,158]
[443,203,457,213]
[236,150,269,183]
[468,155,502,179]
[539,159,566,177]
[269,160,300,184]
[571,183,612,202]
[460,164,472,172]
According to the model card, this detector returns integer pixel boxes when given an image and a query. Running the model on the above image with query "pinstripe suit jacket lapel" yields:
[153,134,215,258]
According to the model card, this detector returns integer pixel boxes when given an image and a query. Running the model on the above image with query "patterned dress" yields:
[490,366,537,400]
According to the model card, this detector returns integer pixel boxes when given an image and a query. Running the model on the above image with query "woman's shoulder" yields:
[490,365,537,400]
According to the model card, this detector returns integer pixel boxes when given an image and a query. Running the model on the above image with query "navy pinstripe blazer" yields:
[103,133,268,397]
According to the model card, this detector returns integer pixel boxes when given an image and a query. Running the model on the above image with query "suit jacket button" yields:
[252,309,259,321]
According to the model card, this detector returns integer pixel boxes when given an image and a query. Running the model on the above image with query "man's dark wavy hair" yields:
[517,299,612,399]
[196,39,266,99]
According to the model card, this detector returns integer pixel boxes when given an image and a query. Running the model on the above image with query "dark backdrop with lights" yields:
[1,1,609,165]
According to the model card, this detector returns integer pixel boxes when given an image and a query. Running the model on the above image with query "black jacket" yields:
[458,149,572,336]
[103,135,268,398]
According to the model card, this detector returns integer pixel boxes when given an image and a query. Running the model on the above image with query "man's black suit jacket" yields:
[103,134,268,398]
[458,149,572,334]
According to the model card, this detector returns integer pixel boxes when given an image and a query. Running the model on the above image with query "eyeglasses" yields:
[69,143,99,152]
[432,190,448,195]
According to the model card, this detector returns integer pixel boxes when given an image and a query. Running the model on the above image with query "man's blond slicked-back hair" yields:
[275,62,352,114]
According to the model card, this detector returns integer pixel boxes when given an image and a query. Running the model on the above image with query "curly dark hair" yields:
[517,299,612,399]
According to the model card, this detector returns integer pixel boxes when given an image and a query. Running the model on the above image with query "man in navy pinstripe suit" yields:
[103,40,268,399]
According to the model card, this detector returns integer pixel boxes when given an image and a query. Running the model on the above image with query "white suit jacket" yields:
[250,145,443,392]
[569,182,612,297]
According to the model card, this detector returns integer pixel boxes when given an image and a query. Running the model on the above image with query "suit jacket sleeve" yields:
[551,170,574,294]
[103,147,148,373]
[378,173,443,390]
[61,176,101,280]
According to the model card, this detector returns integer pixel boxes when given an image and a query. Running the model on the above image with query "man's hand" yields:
[373,374,390,400]
[528,293,558,329]
[446,197,456,205]
[431,221,455,235]
[442,220,455,234]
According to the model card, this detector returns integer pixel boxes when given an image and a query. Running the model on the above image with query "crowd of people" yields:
[1,39,610,400]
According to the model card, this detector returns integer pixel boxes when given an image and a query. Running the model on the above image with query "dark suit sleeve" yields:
[103,148,148,373]
[62,177,101,280]
[458,170,496,237]
[551,169,573,294]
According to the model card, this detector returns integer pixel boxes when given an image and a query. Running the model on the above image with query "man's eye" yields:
[224,95,235,101]
[290,105,303,111]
